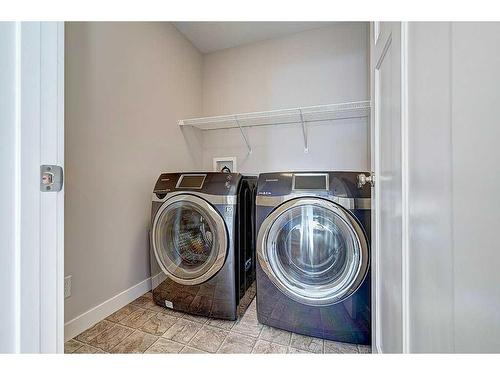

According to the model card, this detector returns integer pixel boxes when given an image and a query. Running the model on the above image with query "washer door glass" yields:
[153,195,227,285]
[261,198,368,306]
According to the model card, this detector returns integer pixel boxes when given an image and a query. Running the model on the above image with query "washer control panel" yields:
[257,171,371,199]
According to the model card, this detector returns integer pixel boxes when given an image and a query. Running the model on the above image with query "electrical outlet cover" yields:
[64,275,72,299]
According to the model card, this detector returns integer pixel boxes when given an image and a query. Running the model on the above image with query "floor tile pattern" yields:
[65,289,371,354]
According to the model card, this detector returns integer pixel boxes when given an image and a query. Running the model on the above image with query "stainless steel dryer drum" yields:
[150,172,257,320]
[255,172,371,344]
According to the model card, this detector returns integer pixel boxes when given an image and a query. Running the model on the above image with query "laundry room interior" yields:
[63,22,372,354]
[40,20,499,355]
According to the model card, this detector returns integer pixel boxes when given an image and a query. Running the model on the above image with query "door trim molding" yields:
[372,23,394,355]
[15,22,65,353]
[371,21,410,354]
[14,21,22,354]
[400,21,410,354]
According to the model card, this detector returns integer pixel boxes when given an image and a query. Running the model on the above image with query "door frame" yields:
[370,21,410,353]
[10,21,65,353]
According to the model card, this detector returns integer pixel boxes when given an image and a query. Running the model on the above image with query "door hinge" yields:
[40,165,63,192]
[357,173,374,188]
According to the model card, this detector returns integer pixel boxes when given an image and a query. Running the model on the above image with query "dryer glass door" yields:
[152,194,228,285]
[258,198,369,306]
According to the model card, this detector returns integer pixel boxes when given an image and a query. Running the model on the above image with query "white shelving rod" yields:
[299,108,308,153]
[234,115,252,154]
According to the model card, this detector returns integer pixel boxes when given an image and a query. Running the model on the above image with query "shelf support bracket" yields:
[299,109,308,153]
[235,116,252,154]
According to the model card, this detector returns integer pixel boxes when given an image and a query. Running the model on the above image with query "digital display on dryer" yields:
[177,174,206,189]
[292,174,328,190]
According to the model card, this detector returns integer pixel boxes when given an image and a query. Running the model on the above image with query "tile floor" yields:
[65,291,371,354]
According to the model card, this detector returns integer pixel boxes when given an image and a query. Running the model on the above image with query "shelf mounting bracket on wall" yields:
[299,109,308,153]
[234,115,252,154]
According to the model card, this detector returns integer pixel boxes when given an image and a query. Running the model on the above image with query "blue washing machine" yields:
[255,171,371,344]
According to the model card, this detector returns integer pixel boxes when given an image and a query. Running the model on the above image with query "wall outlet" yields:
[64,275,72,299]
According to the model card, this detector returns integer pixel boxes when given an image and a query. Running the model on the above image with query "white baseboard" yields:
[64,277,152,342]
[151,271,167,290]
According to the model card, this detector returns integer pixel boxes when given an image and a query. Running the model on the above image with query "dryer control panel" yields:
[153,172,242,198]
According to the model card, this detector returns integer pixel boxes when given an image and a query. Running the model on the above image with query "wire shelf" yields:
[178,100,371,153]
[178,100,371,130]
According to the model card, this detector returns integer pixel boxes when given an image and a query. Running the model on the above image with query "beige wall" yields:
[64,22,202,323]
[200,23,370,174]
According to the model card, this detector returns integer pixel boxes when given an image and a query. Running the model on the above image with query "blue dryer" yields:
[255,172,371,344]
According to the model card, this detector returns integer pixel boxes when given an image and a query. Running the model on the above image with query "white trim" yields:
[369,21,378,353]
[373,67,382,354]
[374,22,381,44]
[400,22,411,354]
[55,22,65,353]
[371,23,390,354]
[20,21,42,352]
[372,69,382,353]
[64,277,152,342]
[14,21,22,354]
[36,22,65,353]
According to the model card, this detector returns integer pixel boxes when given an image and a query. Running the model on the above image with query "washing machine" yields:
[255,171,371,344]
[150,172,256,320]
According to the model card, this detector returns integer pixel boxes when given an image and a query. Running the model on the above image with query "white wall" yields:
[408,22,455,353]
[0,22,18,353]
[407,22,500,353]
[451,22,500,353]
[200,23,370,174]
[64,22,203,329]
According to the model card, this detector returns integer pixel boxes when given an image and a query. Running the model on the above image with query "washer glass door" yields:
[152,194,228,285]
[258,198,369,306]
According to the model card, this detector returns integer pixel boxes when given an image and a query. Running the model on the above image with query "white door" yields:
[371,22,408,353]
[0,22,64,353]
[0,21,19,354]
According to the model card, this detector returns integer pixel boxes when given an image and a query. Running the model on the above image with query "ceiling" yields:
[173,22,333,54]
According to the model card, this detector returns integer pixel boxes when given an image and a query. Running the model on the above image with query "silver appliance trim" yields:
[151,194,228,286]
[153,191,237,205]
[257,197,369,306]
[256,194,371,210]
